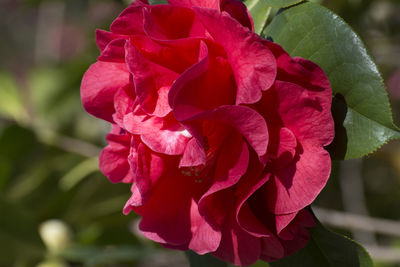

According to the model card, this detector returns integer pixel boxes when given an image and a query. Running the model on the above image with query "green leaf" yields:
[264,2,400,159]
[185,251,228,267]
[244,0,272,34]
[263,0,303,8]
[270,222,373,267]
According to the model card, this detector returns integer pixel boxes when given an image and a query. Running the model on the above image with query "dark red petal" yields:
[131,159,210,246]
[212,211,261,266]
[221,0,253,31]
[198,133,249,227]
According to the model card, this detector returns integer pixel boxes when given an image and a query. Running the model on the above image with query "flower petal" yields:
[194,7,277,104]
[167,0,220,9]
[110,5,145,35]
[95,29,125,51]
[98,38,127,63]
[99,126,134,183]
[125,41,178,117]
[266,147,331,214]
[81,61,129,122]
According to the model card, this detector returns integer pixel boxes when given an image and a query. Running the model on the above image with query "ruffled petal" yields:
[110,5,145,35]
[140,123,191,155]
[113,84,136,129]
[198,132,249,227]
[168,0,220,9]
[184,106,269,157]
[125,41,178,117]
[212,211,261,266]
[266,147,331,214]
[169,44,236,121]
[275,80,334,147]
[221,0,253,31]
[95,29,125,51]
[194,7,277,104]
[188,199,221,254]
[143,5,205,41]
[131,158,209,246]
[98,38,127,63]
[99,126,134,183]
[81,61,129,122]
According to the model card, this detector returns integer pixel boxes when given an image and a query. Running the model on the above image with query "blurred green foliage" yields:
[0,0,399,266]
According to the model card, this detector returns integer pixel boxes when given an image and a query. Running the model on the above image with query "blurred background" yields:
[0,0,399,266]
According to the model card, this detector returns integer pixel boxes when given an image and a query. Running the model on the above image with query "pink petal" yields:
[194,7,277,104]
[95,29,125,51]
[123,104,164,135]
[141,125,191,155]
[275,80,334,147]
[191,106,269,157]
[113,84,136,129]
[123,182,143,212]
[130,143,164,205]
[130,0,148,6]
[110,5,145,35]
[98,38,127,63]
[169,45,236,121]
[274,127,298,169]
[266,147,332,214]
[188,199,221,254]
[143,5,205,41]
[179,138,206,167]
[132,35,203,73]
[99,126,134,183]
[81,61,129,122]
[167,0,220,9]
[125,41,178,117]
[275,212,298,236]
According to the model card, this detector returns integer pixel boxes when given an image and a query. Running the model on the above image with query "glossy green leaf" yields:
[263,0,303,8]
[185,251,228,267]
[265,2,400,159]
[245,0,272,34]
[270,222,373,267]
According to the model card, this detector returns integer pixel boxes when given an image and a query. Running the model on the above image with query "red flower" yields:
[81,0,334,265]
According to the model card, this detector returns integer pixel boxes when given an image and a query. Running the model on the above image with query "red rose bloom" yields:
[81,0,334,265]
